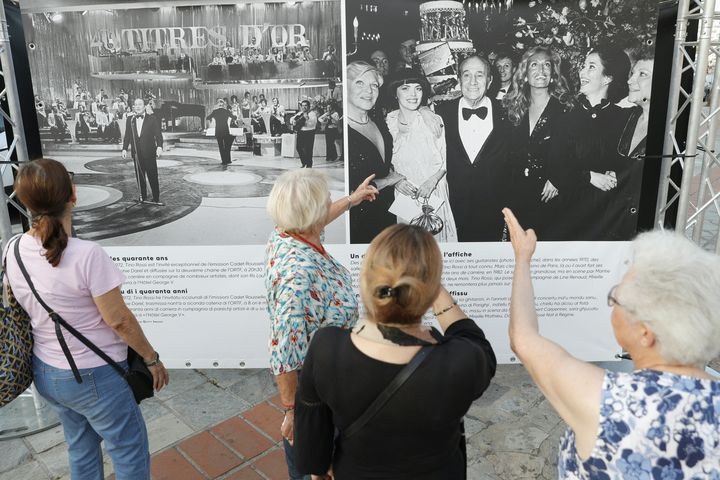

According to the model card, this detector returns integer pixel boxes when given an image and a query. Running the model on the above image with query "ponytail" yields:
[33,214,69,267]
[15,159,74,267]
[361,225,442,325]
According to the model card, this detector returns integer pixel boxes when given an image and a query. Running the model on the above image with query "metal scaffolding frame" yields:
[656,0,720,253]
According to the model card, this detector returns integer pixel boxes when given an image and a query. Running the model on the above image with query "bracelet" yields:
[346,195,353,211]
[433,301,457,317]
[283,404,295,413]
[144,351,160,367]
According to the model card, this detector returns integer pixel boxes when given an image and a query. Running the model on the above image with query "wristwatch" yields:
[144,351,160,367]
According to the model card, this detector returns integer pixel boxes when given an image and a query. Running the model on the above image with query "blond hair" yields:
[360,225,442,325]
[266,170,329,234]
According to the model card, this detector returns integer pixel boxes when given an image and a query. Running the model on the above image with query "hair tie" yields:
[376,286,397,299]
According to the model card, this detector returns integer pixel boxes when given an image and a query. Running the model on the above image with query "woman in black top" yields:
[606,47,654,240]
[504,46,573,239]
[294,224,497,479]
[546,45,630,240]
[346,61,402,244]
[206,98,237,166]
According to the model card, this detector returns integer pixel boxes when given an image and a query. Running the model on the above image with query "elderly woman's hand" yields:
[349,174,379,206]
[503,208,536,264]
[540,180,559,203]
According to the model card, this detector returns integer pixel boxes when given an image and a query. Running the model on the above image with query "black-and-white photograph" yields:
[22,0,344,246]
[345,0,660,243]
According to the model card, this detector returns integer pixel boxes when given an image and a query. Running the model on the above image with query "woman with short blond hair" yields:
[264,169,377,480]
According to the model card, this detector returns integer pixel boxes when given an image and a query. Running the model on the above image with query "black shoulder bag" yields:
[342,345,432,440]
[13,241,154,403]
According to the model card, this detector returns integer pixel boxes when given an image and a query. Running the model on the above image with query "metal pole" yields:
[675,0,717,231]
[692,55,720,242]
[656,0,691,228]
[0,4,59,440]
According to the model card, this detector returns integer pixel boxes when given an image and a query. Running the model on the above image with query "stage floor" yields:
[46,147,346,246]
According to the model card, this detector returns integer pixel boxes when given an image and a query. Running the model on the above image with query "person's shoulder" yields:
[313,325,348,343]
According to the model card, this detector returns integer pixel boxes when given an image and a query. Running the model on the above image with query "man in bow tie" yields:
[494,52,515,100]
[122,98,164,204]
[436,55,511,242]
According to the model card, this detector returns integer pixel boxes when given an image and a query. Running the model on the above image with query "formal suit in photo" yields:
[436,97,511,242]
[122,113,163,202]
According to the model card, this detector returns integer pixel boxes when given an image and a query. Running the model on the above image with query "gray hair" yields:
[621,230,720,366]
[266,170,329,234]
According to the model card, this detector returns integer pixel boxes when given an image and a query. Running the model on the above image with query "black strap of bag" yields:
[343,345,432,440]
[13,240,127,384]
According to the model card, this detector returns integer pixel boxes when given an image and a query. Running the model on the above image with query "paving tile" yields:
[145,413,194,454]
[178,431,242,478]
[165,382,250,430]
[252,448,287,480]
[35,442,69,479]
[0,438,32,473]
[197,368,261,389]
[224,466,265,479]
[25,424,66,454]
[487,451,545,479]
[211,416,274,459]
[150,448,205,480]
[139,397,174,423]
[0,461,50,480]
[242,402,284,442]
[154,369,209,401]
[267,393,283,409]
[227,370,278,407]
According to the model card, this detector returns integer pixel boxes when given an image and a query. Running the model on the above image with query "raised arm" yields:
[502,208,604,452]
[325,174,378,226]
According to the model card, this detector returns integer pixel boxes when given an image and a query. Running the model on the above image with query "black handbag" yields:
[0,236,33,407]
[13,242,153,404]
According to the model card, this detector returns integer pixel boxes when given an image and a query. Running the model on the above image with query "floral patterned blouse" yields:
[265,229,358,375]
[558,369,720,479]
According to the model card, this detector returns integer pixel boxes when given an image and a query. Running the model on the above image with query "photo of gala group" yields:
[24,0,344,246]
[345,0,660,244]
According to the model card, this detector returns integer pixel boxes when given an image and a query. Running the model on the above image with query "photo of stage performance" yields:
[345,0,660,243]
[22,0,344,246]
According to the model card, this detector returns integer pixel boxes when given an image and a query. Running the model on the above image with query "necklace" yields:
[348,115,369,125]
[288,232,326,256]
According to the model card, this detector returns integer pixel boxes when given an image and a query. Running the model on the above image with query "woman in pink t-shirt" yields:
[4,159,169,480]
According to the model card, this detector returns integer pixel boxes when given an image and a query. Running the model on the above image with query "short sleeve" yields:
[268,265,325,375]
[444,319,497,398]
[82,243,126,298]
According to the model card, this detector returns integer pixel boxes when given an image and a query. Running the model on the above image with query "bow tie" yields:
[135,114,145,120]
[462,106,488,121]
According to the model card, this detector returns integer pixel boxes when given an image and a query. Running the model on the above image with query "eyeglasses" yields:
[607,284,633,312]
[68,171,75,181]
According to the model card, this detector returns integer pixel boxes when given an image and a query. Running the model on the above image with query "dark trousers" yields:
[216,135,234,164]
[296,130,315,168]
[325,127,338,161]
[135,154,160,202]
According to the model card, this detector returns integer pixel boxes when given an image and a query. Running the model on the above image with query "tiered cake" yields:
[416,0,475,75]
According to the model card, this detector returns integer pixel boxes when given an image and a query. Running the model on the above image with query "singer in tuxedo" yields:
[122,98,164,204]
[436,55,511,242]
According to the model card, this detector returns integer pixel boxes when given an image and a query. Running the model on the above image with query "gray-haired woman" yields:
[265,169,377,480]
[503,207,720,478]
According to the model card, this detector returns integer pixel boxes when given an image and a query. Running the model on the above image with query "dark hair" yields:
[590,44,631,103]
[504,46,573,126]
[629,44,655,65]
[301,100,310,107]
[230,95,238,102]
[15,159,73,267]
[360,225,442,325]
[387,68,432,109]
